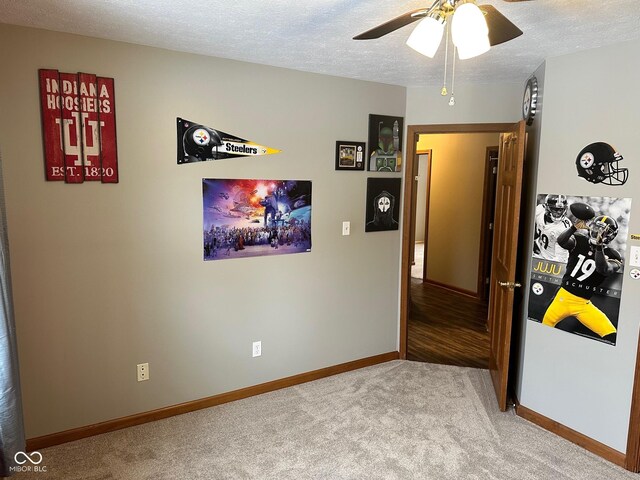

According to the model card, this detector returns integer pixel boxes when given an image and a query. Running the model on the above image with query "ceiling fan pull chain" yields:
[449,46,456,106]
[441,20,450,96]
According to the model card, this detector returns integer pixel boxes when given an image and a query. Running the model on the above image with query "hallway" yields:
[408,278,490,369]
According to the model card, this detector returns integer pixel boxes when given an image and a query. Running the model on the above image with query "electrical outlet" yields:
[342,221,350,236]
[252,341,262,358]
[137,363,149,382]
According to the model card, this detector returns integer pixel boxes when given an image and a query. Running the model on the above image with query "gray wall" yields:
[0,24,405,438]
[406,84,523,126]
[517,39,640,453]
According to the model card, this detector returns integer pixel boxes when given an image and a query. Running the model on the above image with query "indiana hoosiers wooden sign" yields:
[39,69,118,183]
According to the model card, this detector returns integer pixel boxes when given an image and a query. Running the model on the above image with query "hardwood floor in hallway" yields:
[408,278,490,369]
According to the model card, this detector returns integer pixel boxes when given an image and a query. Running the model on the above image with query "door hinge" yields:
[492,167,497,174]
[489,222,493,230]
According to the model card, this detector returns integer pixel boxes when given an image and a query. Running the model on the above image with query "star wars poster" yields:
[203,179,311,260]
[178,118,280,164]
[367,114,403,172]
[527,194,632,345]
[365,177,401,232]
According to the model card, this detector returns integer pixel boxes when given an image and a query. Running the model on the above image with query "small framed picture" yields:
[335,141,366,171]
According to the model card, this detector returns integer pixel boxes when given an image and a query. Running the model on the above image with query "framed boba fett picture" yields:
[367,114,403,173]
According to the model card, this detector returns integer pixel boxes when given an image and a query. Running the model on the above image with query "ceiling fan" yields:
[353,0,529,59]
[354,0,531,105]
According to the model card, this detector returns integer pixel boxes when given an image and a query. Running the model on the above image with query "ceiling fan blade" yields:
[480,4,523,46]
[353,9,428,40]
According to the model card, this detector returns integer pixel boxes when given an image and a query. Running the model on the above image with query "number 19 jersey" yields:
[561,234,621,300]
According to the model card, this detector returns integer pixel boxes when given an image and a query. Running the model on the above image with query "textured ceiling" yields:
[1,0,639,87]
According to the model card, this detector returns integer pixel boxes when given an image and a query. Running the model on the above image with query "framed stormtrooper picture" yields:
[365,177,401,232]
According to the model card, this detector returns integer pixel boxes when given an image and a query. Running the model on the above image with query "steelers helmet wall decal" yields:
[576,142,628,186]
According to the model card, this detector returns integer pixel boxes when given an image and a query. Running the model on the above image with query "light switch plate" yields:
[630,246,640,267]
[342,221,350,236]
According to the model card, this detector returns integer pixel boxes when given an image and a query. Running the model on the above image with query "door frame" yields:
[399,123,515,358]
[417,150,433,282]
[408,150,431,273]
[409,148,433,282]
[477,146,499,301]
[625,339,640,471]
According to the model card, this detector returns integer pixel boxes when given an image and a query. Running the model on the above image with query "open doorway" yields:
[407,132,500,368]
[400,121,526,411]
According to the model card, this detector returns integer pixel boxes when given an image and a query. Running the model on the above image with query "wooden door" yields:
[488,121,526,411]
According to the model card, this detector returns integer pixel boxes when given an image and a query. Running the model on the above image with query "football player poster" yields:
[527,194,632,345]
[202,179,311,261]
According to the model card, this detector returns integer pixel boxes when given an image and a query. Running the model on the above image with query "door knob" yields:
[498,281,522,289]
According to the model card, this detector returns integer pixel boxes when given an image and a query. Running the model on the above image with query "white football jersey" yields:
[534,204,572,262]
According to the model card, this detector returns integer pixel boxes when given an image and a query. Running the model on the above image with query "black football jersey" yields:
[561,233,622,299]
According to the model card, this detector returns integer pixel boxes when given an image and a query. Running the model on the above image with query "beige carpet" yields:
[16,361,636,479]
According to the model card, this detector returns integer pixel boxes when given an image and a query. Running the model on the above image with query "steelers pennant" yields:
[177,117,281,164]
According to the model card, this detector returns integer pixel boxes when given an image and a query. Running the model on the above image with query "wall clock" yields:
[522,76,538,126]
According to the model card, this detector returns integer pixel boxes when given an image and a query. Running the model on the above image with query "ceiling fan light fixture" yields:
[406,15,445,58]
[455,34,490,60]
[451,2,490,59]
